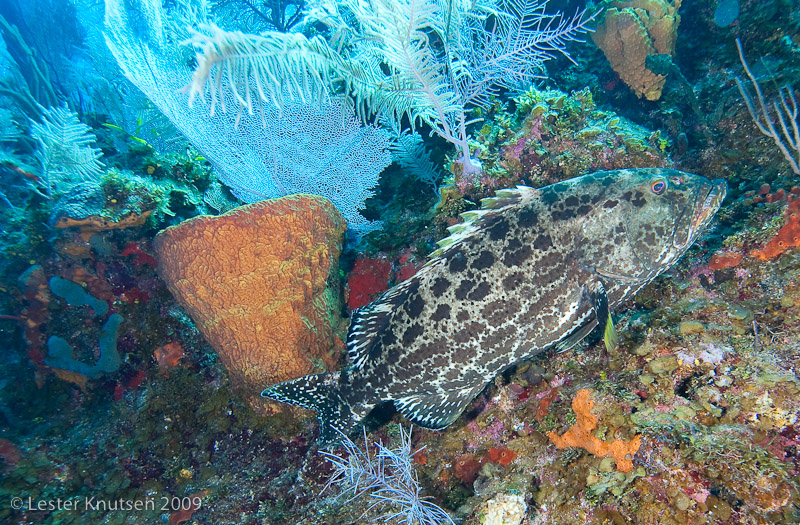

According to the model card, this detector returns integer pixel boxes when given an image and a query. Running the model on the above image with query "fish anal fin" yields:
[394,387,480,430]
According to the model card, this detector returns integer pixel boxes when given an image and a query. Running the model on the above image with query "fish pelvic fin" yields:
[603,312,619,352]
[555,319,597,353]
[585,278,618,351]
[261,372,361,444]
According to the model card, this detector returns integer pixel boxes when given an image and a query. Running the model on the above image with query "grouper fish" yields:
[262,168,726,442]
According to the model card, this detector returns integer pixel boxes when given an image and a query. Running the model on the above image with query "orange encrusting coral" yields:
[751,200,800,260]
[153,195,347,401]
[485,446,517,467]
[547,388,642,473]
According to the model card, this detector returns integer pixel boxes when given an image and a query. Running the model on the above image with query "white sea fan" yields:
[222,98,392,233]
[320,426,454,525]
[30,106,104,198]
[184,0,595,172]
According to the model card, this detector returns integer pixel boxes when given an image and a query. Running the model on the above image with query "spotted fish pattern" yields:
[262,168,726,442]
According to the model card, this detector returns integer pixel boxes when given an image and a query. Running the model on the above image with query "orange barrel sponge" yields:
[153,194,347,402]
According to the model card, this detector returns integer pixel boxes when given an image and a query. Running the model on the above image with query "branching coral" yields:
[0,13,58,118]
[30,106,104,199]
[735,38,800,176]
[320,426,454,524]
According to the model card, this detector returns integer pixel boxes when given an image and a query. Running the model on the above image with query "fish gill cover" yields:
[0,0,798,523]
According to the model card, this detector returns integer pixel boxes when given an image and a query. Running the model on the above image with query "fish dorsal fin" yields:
[346,278,415,370]
[479,185,535,210]
[394,384,483,430]
[428,186,537,260]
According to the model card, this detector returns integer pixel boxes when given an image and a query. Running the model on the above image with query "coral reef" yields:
[153,195,347,405]
[452,86,671,202]
[2,0,800,523]
[592,0,682,101]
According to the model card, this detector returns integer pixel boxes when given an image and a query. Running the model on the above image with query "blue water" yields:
[0,0,798,523]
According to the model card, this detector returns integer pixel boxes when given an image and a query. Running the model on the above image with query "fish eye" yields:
[651,180,667,194]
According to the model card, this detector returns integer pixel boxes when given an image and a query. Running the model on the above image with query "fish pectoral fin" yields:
[586,280,619,351]
[603,310,619,351]
[345,307,388,370]
[394,387,479,430]
[594,268,642,284]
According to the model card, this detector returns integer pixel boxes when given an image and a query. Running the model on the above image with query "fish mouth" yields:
[691,179,727,236]
[680,178,727,248]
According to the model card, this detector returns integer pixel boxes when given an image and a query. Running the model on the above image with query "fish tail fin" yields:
[261,372,362,443]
